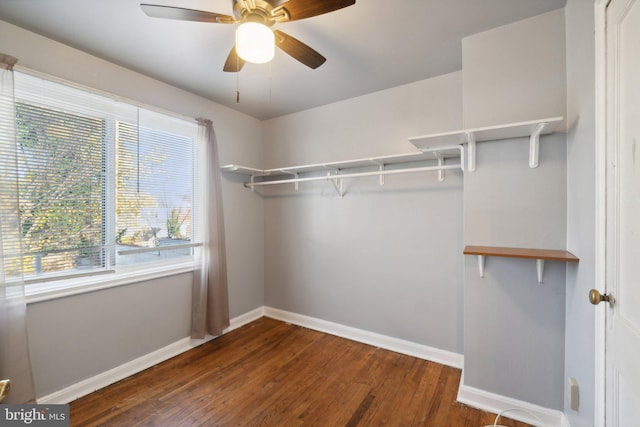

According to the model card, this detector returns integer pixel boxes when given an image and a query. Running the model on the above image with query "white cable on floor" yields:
[484,407,546,427]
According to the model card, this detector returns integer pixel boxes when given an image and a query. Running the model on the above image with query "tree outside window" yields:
[13,73,197,279]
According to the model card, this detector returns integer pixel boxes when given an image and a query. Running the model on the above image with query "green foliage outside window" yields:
[15,102,104,273]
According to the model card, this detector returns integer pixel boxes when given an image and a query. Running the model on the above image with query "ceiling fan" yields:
[140,0,356,72]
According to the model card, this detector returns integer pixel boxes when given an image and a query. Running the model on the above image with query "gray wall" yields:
[1,3,598,418]
[262,72,465,353]
[0,20,265,398]
[564,0,597,425]
[27,274,192,395]
[462,9,567,130]
[461,9,568,410]
[463,136,567,409]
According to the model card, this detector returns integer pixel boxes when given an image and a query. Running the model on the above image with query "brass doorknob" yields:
[589,289,613,306]
[0,379,10,403]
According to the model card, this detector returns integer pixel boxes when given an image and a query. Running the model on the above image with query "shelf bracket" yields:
[529,122,546,169]
[278,170,300,190]
[433,152,445,182]
[328,171,345,198]
[370,160,385,185]
[465,132,476,172]
[475,255,543,282]
[476,256,545,282]
[477,255,485,278]
[536,259,545,283]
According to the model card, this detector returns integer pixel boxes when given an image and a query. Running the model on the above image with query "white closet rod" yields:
[245,163,462,188]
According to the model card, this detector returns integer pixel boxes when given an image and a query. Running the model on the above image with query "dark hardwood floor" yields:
[69,317,532,426]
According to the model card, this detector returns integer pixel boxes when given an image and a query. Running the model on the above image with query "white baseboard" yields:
[37,305,569,427]
[39,305,462,404]
[456,373,568,427]
[263,306,464,369]
[226,306,265,331]
[36,307,265,404]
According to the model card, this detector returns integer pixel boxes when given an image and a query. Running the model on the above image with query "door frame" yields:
[594,0,609,426]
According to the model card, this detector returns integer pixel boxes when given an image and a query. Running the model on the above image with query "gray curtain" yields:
[191,118,229,339]
[0,53,36,403]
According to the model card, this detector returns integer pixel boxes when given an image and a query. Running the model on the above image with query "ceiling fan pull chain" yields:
[269,60,273,100]
[236,53,241,103]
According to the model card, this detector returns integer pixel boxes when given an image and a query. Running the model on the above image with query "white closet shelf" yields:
[222,147,462,176]
[408,117,564,171]
[221,146,463,197]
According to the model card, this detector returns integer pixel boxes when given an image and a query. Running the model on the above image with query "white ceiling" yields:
[0,0,566,120]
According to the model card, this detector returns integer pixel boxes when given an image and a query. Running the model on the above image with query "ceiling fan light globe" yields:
[236,22,275,64]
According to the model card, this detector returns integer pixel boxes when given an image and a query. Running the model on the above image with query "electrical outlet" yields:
[568,377,579,411]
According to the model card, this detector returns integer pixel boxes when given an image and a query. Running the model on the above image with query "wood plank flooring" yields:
[69,317,532,426]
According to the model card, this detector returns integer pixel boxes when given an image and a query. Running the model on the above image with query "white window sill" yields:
[24,260,195,304]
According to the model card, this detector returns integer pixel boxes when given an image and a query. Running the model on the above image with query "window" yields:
[12,72,199,284]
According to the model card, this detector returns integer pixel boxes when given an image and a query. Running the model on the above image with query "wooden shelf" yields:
[463,246,579,262]
[463,245,579,283]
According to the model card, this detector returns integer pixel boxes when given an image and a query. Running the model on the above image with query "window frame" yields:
[10,68,201,303]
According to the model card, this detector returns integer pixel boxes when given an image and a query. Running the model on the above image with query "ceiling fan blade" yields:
[274,30,326,69]
[223,45,246,72]
[274,0,355,22]
[140,4,234,23]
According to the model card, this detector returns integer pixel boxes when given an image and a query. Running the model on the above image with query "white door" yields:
[604,0,640,425]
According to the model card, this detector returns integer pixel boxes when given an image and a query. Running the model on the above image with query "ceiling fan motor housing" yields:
[233,0,290,26]
[141,0,356,71]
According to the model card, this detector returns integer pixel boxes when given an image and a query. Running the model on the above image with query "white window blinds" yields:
[11,72,198,281]
[0,61,22,284]
[115,110,196,265]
